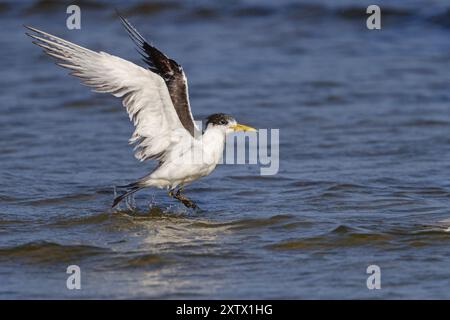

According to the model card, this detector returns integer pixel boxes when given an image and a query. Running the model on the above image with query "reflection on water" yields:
[0,0,450,299]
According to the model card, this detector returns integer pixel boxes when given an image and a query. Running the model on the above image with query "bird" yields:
[25,15,256,210]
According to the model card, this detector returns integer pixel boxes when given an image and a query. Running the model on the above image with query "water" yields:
[1,0,450,299]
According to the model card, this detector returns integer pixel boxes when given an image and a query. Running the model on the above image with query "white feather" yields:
[26,26,188,162]
[26,26,231,193]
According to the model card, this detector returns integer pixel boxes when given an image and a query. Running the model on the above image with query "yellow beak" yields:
[231,123,257,132]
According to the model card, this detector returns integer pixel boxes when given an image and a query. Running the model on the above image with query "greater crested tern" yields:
[25,16,256,209]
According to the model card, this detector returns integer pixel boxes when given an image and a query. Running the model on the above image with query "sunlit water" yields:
[1,0,450,299]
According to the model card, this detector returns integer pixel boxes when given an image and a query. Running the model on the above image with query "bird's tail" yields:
[112,182,145,208]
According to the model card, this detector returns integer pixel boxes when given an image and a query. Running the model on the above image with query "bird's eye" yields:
[219,120,228,125]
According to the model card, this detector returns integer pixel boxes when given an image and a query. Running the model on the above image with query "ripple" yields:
[268,232,392,251]
[0,195,21,203]
[49,212,113,228]
[430,8,450,28]
[49,207,194,231]
[23,193,97,206]
[62,96,108,109]
[23,0,107,15]
[120,1,181,17]
[289,180,332,188]
[395,186,450,198]
[3,0,450,299]
[325,183,370,192]
[308,80,343,88]
[268,222,450,252]
[228,214,294,230]
[229,175,293,181]
[119,253,173,268]
[0,241,109,264]
[233,6,274,18]
[189,214,294,231]
[0,218,26,226]
[0,3,9,14]
[337,6,413,20]
[401,119,449,127]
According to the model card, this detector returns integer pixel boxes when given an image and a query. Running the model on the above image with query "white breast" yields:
[147,126,227,188]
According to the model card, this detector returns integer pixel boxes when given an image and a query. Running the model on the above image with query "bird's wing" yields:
[118,15,201,137]
[26,26,191,162]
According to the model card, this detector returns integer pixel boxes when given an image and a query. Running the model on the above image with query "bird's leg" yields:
[173,187,198,209]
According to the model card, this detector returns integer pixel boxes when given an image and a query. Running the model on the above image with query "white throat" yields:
[201,126,227,165]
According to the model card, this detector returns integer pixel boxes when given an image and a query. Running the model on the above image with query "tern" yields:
[25,16,256,209]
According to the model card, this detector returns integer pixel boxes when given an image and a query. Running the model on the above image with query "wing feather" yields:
[25,26,189,162]
[118,15,200,137]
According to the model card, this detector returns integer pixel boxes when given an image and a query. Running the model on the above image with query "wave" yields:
[22,193,97,207]
[267,222,450,251]
[118,1,181,17]
[188,214,295,231]
[0,241,110,264]
[23,0,107,15]
[430,8,450,28]
[124,253,169,267]
[13,0,450,29]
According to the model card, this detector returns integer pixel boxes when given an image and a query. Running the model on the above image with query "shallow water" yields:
[1,0,450,299]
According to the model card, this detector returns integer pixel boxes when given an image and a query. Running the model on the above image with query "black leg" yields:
[171,187,198,209]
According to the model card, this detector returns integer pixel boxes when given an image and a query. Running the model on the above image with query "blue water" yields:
[0,0,450,299]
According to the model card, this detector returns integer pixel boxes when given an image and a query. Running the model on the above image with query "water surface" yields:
[1,0,450,299]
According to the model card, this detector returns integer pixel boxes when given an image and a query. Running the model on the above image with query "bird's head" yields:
[205,113,257,134]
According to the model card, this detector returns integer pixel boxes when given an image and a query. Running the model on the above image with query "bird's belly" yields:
[151,162,217,185]
[180,163,217,180]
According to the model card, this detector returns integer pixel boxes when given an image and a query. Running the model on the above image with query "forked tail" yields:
[112,182,145,208]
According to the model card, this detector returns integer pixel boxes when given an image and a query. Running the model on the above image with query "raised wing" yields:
[25,26,190,162]
[118,15,200,137]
